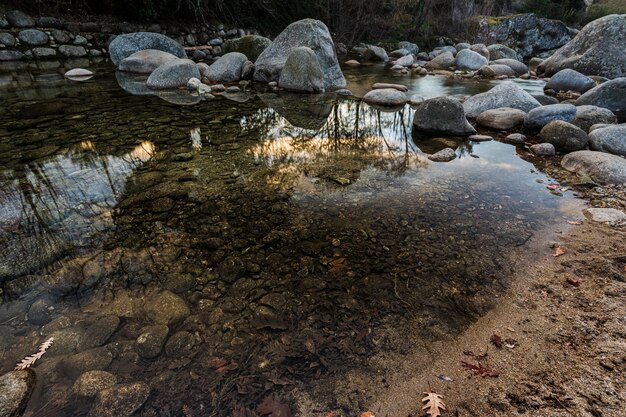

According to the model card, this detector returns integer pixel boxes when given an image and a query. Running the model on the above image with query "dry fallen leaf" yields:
[360,412,375,417]
[461,361,500,378]
[553,245,567,257]
[422,391,446,417]
[15,337,54,370]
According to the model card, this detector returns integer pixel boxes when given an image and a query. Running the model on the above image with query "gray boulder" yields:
[561,150,626,184]
[491,59,528,76]
[278,47,325,93]
[573,105,617,132]
[545,69,596,93]
[463,82,541,118]
[0,370,36,417]
[428,148,457,162]
[531,143,556,156]
[455,49,488,71]
[470,44,490,60]
[363,45,389,62]
[223,35,271,61]
[503,133,527,145]
[489,64,517,77]
[539,14,626,79]
[0,33,16,46]
[476,107,526,130]
[589,124,626,156]
[204,52,249,83]
[487,44,518,60]
[118,49,178,74]
[425,51,454,70]
[18,29,49,46]
[58,45,87,58]
[363,89,407,107]
[395,54,415,67]
[146,59,201,90]
[539,120,589,152]
[6,10,34,28]
[575,78,626,118]
[413,97,476,136]
[389,48,410,58]
[254,19,346,90]
[455,42,470,52]
[533,94,560,105]
[399,41,419,55]
[524,103,577,130]
[109,32,186,66]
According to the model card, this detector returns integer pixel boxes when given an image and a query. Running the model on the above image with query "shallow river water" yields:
[0,60,584,416]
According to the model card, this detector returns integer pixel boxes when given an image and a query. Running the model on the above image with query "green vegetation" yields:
[585,0,626,22]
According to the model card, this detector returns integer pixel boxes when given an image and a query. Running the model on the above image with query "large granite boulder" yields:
[545,69,596,93]
[146,59,200,90]
[413,97,476,136]
[399,41,419,55]
[463,82,541,118]
[589,124,626,156]
[476,107,526,130]
[0,370,36,417]
[539,14,626,79]
[561,150,626,184]
[487,44,518,60]
[117,49,178,74]
[539,120,589,152]
[425,51,455,70]
[278,47,325,93]
[254,19,346,91]
[472,13,571,59]
[575,78,626,118]
[573,105,617,132]
[455,49,488,71]
[223,35,271,61]
[524,103,577,130]
[204,52,249,83]
[109,32,186,66]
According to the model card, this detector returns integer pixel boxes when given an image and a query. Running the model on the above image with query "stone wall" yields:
[0,10,259,62]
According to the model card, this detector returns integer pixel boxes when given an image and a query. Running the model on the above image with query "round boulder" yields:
[72,371,118,398]
[470,43,490,60]
[17,29,48,46]
[463,82,541,118]
[204,52,249,83]
[491,59,528,76]
[363,45,389,62]
[531,143,556,156]
[455,49,488,71]
[0,370,36,417]
[539,120,589,152]
[487,44,518,60]
[561,150,626,184]
[118,49,179,74]
[589,124,626,156]
[545,68,596,93]
[87,382,150,417]
[524,103,577,130]
[428,148,457,162]
[476,107,526,130]
[136,325,169,359]
[413,97,476,136]
[363,89,407,107]
[573,105,617,132]
[575,78,626,118]
[425,51,455,70]
[146,59,201,90]
[109,32,186,66]
[278,46,325,93]
[6,10,34,28]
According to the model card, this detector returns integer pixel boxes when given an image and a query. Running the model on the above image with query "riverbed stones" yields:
[463,82,541,118]
[545,69,596,93]
[428,148,457,162]
[254,19,346,90]
[108,32,186,65]
[117,49,178,73]
[135,325,169,359]
[87,382,150,417]
[63,347,113,379]
[425,51,454,70]
[470,43,489,60]
[455,49,488,71]
[503,133,527,145]
[363,89,407,107]
[487,44,518,60]
[223,35,271,61]
[395,54,415,67]
[46,315,119,356]
[204,52,249,83]
[0,370,35,417]
[539,14,626,79]
[146,59,200,90]
[389,48,410,58]
[17,29,48,46]
[72,371,117,398]
[589,124,626,156]
[278,47,325,93]
[476,107,526,130]
[399,41,419,55]
[363,45,389,62]
[489,64,517,77]
[0,50,25,61]
[583,208,626,225]
[561,150,626,184]
[58,45,87,58]
[524,103,577,130]
[573,105,617,132]
[6,10,34,28]
[530,143,556,156]
[164,331,195,358]
[575,78,626,117]
[28,298,54,325]
[0,33,16,47]
[144,291,189,325]
[491,58,528,76]
[539,120,589,152]
[413,97,476,136]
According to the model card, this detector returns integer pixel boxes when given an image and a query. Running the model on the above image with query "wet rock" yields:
[491,59,528,76]
[539,14,626,79]
[204,52,249,83]
[399,41,419,55]
[63,347,113,379]
[164,331,196,358]
[146,59,200,90]
[487,44,518,60]
[477,65,497,78]
[51,29,71,43]
[135,325,169,359]
[109,32,186,65]
[530,143,556,156]
[0,33,16,47]
[32,48,56,58]
[428,148,456,162]
[47,315,119,356]
[503,133,526,145]
[476,107,526,130]
[589,124,626,156]
[545,69,596,93]
[583,208,626,225]
[87,382,150,417]
[144,291,190,325]
[573,105,617,132]
[463,82,540,118]
[469,134,493,142]
[72,371,117,398]
[372,83,408,92]
[28,298,54,325]
[0,370,36,417]
[413,97,476,136]
[363,88,407,107]
[217,256,246,283]
[165,273,196,293]
[575,78,626,118]
[17,29,48,46]
[223,35,271,61]
[363,45,389,62]
[524,103,577,130]
[455,49,488,71]
[539,120,589,152]
[6,10,34,28]
[389,48,410,58]
[118,49,178,74]
[254,19,346,90]
[425,51,454,70]
[533,95,559,106]
[278,47,325,93]
[455,42,470,52]
[58,45,87,58]
[409,94,425,106]
[344,59,360,66]
[561,150,626,184]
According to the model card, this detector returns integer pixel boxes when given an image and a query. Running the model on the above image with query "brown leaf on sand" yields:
[490,334,504,349]
[360,412,375,417]
[553,245,567,257]
[256,395,293,417]
[461,361,500,377]
[422,391,446,417]
[566,220,583,225]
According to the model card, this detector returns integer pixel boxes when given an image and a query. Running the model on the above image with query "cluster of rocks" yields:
[0,9,257,62]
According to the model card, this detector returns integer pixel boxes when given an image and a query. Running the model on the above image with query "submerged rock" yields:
[117,49,178,74]
[109,32,186,66]
[135,325,169,359]
[561,150,626,184]
[428,148,457,162]
[0,370,36,417]
[463,82,541,118]
[413,97,476,136]
[72,371,117,398]
[278,47,325,93]
[88,383,150,417]
[144,291,190,325]
[589,124,626,156]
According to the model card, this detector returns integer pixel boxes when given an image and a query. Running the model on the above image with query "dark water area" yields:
[0,61,584,416]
